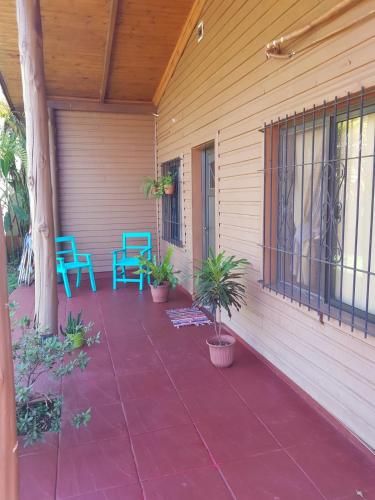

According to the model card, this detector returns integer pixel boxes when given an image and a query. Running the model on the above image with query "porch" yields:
[13,278,375,500]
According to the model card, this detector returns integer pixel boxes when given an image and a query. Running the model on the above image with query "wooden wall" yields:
[156,0,375,448]
[56,110,156,273]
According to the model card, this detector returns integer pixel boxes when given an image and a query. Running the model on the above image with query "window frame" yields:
[263,89,375,336]
[161,157,183,247]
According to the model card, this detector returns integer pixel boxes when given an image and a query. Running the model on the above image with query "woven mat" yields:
[166,307,211,328]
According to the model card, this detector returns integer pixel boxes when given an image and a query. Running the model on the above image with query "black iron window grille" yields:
[263,87,375,337]
[161,158,183,247]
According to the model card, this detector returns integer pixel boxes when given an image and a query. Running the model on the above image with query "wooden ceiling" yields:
[0,0,196,110]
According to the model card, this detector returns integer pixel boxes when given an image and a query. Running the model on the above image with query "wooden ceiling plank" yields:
[100,0,119,102]
[153,0,205,106]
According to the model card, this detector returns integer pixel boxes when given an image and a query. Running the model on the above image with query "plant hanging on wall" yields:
[142,171,176,199]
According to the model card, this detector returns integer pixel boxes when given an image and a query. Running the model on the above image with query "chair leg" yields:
[76,269,81,288]
[88,266,96,292]
[139,266,144,292]
[112,265,117,290]
[122,266,126,285]
[61,271,72,299]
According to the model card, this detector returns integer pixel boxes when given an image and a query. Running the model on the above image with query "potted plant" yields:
[142,177,163,199]
[194,251,249,368]
[162,171,175,195]
[60,311,98,349]
[13,314,100,446]
[137,246,179,302]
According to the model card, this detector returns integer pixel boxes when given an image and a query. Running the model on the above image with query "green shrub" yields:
[13,313,100,446]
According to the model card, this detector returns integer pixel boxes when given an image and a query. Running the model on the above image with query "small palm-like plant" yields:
[142,177,163,199]
[194,251,249,345]
[138,246,179,288]
[60,311,100,349]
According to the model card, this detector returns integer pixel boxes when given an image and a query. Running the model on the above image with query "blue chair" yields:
[112,232,152,291]
[55,236,96,299]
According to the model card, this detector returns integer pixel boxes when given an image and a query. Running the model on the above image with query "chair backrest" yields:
[55,235,78,261]
[122,232,152,259]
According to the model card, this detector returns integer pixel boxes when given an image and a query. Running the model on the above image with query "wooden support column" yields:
[0,206,19,500]
[48,107,60,240]
[16,0,58,334]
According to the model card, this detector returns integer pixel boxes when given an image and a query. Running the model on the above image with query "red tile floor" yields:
[12,276,375,500]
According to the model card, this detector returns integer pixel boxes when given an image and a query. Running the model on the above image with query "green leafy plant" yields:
[142,177,163,199]
[137,246,179,288]
[142,172,175,199]
[72,408,92,428]
[194,250,249,344]
[60,311,100,349]
[162,171,174,187]
[13,315,100,446]
[0,103,29,257]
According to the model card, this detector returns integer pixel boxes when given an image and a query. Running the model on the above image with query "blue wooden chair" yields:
[55,236,96,299]
[112,232,152,291]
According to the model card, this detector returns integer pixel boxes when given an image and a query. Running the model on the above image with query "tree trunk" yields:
[16,0,58,334]
[0,206,19,500]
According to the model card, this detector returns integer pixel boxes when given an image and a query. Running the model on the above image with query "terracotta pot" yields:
[206,334,235,368]
[150,282,170,303]
[164,184,175,195]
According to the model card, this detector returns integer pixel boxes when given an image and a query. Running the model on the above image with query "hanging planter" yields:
[162,171,175,195]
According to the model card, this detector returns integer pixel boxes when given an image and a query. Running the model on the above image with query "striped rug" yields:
[166,307,211,328]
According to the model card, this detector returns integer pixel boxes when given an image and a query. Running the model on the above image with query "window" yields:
[263,88,375,336]
[161,158,182,246]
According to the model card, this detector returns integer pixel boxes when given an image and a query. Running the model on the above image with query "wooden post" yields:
[48,107,60,240]
[0,206,19,500]
[16,0,58,334]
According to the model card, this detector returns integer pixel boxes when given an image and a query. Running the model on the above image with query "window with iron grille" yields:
[161,158,182,247]
[263,88,375,337]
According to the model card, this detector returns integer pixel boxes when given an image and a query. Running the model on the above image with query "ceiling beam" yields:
[153,0,205,107]
[48,97,156,115]
[99,0,119,103]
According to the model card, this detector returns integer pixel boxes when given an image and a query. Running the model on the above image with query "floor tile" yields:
[100,483,144,499]
[142,466,232,500]
[288,436,375,499]
[221,359,294,412]
[196,410,280,463]
[68,483,144,499]
[124,393,190,435]
[109,336,163,373]
[132,423,211,480]
[335,489,375,500]
[20,449,57,500]
[221,449,325,499]
[179,385,249,422]
[117,368,175,400]
[18,431,59,456]
[255,393,340,448]
[56,436,138,498]
[60,403,127,448]
[168,365,228,392]
[63,372,120,410]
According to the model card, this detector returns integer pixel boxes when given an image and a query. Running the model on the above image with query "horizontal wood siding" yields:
[56,110,156,272]
[157,0,375,448]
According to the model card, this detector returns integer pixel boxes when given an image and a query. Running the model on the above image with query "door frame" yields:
[191,135,219,279]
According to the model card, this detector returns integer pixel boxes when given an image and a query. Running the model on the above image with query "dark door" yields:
[202,144,215,260]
